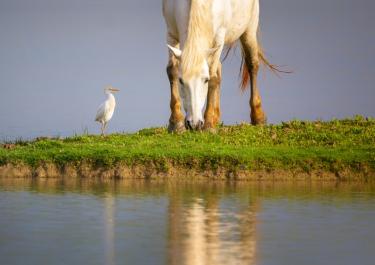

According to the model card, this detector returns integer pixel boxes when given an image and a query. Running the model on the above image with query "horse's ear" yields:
[167,45,182,59]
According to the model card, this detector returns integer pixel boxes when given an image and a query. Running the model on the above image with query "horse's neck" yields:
[180,0,213,78]
[185,0,213,46]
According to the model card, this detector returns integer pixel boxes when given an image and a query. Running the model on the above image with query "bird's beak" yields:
[109,88,120,92]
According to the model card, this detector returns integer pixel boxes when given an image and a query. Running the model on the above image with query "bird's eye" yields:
[178,78,184,85]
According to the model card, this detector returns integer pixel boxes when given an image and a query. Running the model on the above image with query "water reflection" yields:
[104,194,115,265]
[168,192,257,265]
[0,179,374,265]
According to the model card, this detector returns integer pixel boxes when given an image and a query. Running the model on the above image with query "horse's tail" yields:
[240,43,291,91]
[240,52,250,91]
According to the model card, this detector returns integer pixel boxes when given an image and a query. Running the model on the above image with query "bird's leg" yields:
[101,123,104,137]
[103,122,108,136]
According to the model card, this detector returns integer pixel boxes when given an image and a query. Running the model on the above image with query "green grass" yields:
[1,116,375,174]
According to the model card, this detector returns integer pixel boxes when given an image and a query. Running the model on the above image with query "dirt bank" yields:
[1,162,373,181]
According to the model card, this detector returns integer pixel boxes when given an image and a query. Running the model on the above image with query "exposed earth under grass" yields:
[1,116,374,180]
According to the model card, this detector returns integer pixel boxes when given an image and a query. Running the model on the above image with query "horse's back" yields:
[163,0,259,45]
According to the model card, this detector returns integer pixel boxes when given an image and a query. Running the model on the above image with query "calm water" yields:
[0,179,374,265]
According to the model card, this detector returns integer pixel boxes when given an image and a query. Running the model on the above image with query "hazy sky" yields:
[0,0,374,139]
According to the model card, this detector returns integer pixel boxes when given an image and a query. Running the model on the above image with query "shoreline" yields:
[1,117,374,181]
[1,162,373,181]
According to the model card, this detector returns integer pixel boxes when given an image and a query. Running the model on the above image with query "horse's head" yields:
[168,45,215,130]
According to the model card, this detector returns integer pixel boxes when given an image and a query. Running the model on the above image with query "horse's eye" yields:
[204,78,209,84]
[178,78,184,85]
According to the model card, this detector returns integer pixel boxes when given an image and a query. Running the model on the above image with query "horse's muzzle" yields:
[185,119,204,131]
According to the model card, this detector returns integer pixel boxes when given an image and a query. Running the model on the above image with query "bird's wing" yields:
[95,102,106,122]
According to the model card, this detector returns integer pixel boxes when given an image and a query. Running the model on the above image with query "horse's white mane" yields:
[181,0,213,79]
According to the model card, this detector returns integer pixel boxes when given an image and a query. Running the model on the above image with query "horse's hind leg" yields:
[240,31,267,125]
[204,62,222,132]
[166,43,185,133]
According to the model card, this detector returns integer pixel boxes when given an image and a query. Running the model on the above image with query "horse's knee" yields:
[245,57,259,73]
[166,65,174,80]
[166,63,178,81]
[209,72,221,88]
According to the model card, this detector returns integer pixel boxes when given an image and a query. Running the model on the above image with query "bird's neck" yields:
[105,92,115,102]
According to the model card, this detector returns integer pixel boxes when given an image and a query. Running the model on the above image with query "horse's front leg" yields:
[204,62,222,132]
[167,51,185,133]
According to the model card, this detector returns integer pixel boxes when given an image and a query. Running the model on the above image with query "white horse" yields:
[163,0,277,132]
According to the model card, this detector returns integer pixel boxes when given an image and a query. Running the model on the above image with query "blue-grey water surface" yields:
[0,179,374,265]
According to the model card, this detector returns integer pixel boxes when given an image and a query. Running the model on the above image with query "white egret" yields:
[95,86,120,136]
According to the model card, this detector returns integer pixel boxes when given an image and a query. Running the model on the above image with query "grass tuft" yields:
[0,116,374,173]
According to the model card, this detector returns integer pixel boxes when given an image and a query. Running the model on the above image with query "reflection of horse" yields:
[168,189,257,265]
[163,0,276,132]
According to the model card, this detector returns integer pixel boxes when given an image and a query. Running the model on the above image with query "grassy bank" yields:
[1,116,375,179]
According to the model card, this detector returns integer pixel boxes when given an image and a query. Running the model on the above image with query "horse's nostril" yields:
[198,121,204,130]
[185,119,204,130]
[185,119,193,130]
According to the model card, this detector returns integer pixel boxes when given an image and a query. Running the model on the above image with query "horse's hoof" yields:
[251,114,267,126]
[203,127,218,134]
[168,121,186,134]
[203,122,218,133]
